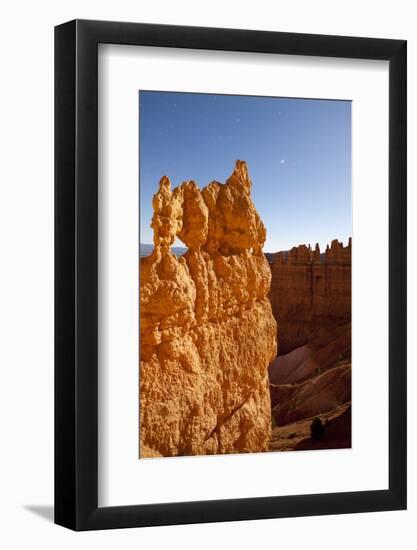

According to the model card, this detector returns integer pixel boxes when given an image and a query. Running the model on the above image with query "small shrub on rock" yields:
[310,417,325,441]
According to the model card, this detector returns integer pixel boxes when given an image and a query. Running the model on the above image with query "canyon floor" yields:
[268,323,351,452]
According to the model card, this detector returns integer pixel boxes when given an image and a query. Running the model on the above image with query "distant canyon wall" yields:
[140,161,277,457]
[268,239,351,355]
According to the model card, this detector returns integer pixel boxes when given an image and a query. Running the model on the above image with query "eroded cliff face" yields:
[268,239,351,355]
[140,161,277,457]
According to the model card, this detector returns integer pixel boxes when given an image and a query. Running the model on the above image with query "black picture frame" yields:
[55,19,407,531]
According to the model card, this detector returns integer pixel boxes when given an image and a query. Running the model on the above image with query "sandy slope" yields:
[270,363,351,425]
[268,322,351,384]
[268,322,351,452]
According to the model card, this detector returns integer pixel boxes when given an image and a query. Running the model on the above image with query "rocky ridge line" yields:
[268,239,351,354]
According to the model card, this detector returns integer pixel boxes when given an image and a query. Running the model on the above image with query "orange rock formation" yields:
[140,161,277,457]
[268,239,351,354]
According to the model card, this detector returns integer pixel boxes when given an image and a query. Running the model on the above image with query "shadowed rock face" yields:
[269,402,351,452]
[140,161,277,457]
[267,241,351,452]
[268,239,351,355]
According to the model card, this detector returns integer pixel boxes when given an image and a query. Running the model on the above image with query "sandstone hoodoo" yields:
[268,239,351,355]
[140,161,277,457]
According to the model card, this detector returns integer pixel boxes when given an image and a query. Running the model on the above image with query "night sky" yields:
[139,91,351,252]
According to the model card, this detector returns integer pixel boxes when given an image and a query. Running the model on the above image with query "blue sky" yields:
[139,91,351,252]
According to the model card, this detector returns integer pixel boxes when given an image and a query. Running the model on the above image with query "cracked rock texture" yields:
[140,161,277,457]
[268,239,351,354]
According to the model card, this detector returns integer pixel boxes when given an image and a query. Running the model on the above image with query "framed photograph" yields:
[55,19,406,530]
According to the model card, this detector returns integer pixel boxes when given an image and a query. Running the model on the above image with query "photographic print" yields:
[139,91,351,458]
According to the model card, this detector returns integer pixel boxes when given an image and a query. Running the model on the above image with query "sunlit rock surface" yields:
[140,161,277,457]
